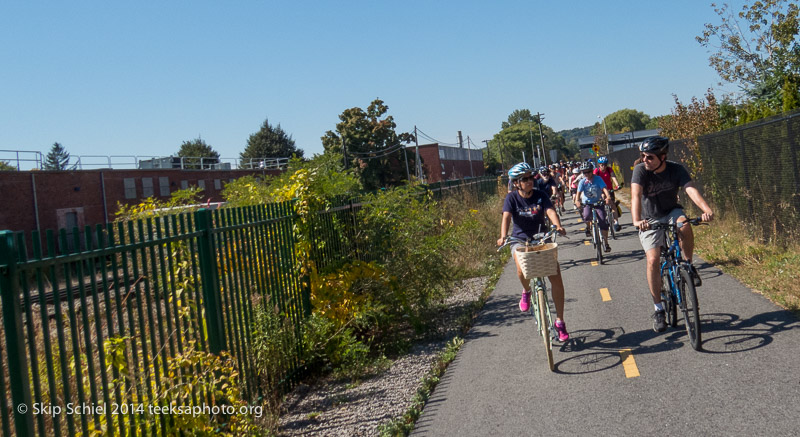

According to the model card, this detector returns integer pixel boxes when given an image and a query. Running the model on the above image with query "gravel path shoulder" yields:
[278,276,488,436]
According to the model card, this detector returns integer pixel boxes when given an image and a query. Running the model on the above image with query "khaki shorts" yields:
[638,208,686,252]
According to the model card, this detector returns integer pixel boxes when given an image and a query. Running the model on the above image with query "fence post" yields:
[194,209,227,354]
[0,231,34,436]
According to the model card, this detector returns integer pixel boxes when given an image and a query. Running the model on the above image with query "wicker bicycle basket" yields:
[515,243,559,279]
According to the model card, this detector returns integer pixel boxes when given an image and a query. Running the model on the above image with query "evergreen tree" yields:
[177,138,220,169]
[240,119,303,166]
[44,142,70,170]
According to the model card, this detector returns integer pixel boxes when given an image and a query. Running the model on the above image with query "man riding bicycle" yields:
[498,162,570,341]
[536,166,559,208]
[594,156,622,232]
[576,162,613,252]
[631,136,714,333]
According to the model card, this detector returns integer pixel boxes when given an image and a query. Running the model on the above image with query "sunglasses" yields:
[582,171,592,175]
[641,154,658,161]
[519,176,534,182]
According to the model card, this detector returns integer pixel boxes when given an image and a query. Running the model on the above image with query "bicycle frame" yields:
[660,229,685,306]
[652,217,704,350]
[586,201,606,264]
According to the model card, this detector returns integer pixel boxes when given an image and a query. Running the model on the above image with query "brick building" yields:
[0,168,281,237]
[414,143,484,183]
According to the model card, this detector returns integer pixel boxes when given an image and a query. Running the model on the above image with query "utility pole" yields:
[341,135,347,169]
[482,139,491,174]
[403,144,410,181]
[466,135,474,177]
[528,121,538,167]
[536,112,547,166]
[499,137,507,172]
[414,126,422,181]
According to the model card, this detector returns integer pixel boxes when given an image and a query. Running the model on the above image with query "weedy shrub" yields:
[102,338,266,436]
[357,184,456,324]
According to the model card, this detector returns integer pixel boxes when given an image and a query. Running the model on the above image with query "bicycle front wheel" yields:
[537,287,555,371]
[679,268,702,350]
[594,223,603,264]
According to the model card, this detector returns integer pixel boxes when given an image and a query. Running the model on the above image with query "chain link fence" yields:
[609,108,800,245]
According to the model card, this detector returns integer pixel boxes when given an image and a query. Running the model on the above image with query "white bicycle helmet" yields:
[508,162,533,180]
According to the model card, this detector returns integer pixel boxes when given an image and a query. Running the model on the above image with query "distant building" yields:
[578,129,661,159]
[413,143,485,183]
[0,168,282,245]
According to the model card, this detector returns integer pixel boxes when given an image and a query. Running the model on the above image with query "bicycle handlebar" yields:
[638,217,707,231]
[607,182,624,192]
[497,226,559,251]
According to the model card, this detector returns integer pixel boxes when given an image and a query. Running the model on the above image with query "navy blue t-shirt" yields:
[536,177,557,196]
[503,189,553,240]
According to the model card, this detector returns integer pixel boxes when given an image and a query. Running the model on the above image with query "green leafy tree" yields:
[487,110,567,168]
[697,0,800,110]
[501,109,537,129]
[321,99,414,191]
[44,142,70,170]
[0,161,15,171]
[594,109,653,135]
[177,137,220,169]
[240,119,304,166]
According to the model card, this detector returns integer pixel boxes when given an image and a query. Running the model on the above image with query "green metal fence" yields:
[0,175,499,436]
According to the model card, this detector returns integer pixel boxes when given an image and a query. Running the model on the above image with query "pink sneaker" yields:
[519,290,532,312]
[555,320,570,342]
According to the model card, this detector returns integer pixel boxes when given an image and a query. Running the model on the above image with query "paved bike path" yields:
[413,201,800,436]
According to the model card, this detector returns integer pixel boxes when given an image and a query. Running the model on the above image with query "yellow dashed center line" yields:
[600,287,611,301]
[620,349,640,378]
[591,261,598,266]
[584,241,591,246]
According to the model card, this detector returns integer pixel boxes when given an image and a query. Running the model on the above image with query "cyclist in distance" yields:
[594,156,622,231]
[536,166,559,207]
[498,162,570,341]
[569,167,581,209]
[631,136,714,333]
[576,161,613,252]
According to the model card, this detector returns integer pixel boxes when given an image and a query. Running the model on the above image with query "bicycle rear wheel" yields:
[607,205,617,240]
[679,268,702,350]
[537,287,555,371]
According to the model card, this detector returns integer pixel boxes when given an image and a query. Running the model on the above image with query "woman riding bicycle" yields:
[594,156,622,232]
[498,162,570,341]
[576,161,614,252]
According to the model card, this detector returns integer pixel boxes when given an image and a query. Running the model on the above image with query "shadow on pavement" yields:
[699,310,799,354]
[464,295,527,341]
[552,309,800,374]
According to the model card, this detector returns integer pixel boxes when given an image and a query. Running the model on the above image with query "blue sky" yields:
[1,1,744,166]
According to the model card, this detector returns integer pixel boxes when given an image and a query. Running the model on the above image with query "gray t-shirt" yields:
[631,161,692,219]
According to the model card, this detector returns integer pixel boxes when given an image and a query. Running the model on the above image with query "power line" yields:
[415,127,459,146]
[348,142,406,156]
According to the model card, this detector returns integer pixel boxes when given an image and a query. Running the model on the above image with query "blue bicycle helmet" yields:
[539,166,549,175]
[508,162,533,180]
[597,156,608,164]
